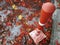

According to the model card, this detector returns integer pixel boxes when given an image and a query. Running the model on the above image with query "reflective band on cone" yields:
[39,21,45,26]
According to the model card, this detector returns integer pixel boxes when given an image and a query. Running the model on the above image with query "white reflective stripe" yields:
[39,21,45,26]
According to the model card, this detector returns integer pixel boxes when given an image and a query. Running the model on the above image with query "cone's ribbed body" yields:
[39,2,56,26]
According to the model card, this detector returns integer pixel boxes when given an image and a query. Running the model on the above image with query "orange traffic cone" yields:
[39,2,56,27]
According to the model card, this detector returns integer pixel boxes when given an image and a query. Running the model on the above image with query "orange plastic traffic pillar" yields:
[38,2,56,30]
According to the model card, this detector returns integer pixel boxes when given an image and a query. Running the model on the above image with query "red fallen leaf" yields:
[4,10,8,14]
[58,4,60,7]
[42,39,47,44]
[0,7,2,10]
[39,43,43,45]
[0,0,2,2]
[16,21,20,26]
[34,12,39,17]
[6,0,13,5]
[46,23,52,28]
[7,31,11,36]
[21,1,26,7]
[34,22,39,26]
[45,0,51,2]
[38,26,44,31]
[38,1,43,7]
[14,0,20,2]
[26,4,32,9]
[14,42,22,45]
[6,21,12,26]
[56,0,59,2]
[20,31,26,38]
[20,27,25,32]
[33,0,38,2]
[45,31,51,40]
[14,43,18,45]
[27,15,33,21]
[55,40,60,45]
[6,0,10,2]
[2,38,6,45]
[27,39,33,44]
[16,36,22,41]
[45,23,50,29]
[14,10,23,14]
[58,23,60,25]
[30,24,36,30]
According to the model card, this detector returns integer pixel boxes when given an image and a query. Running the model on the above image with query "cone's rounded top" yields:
[42,2,56,13]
